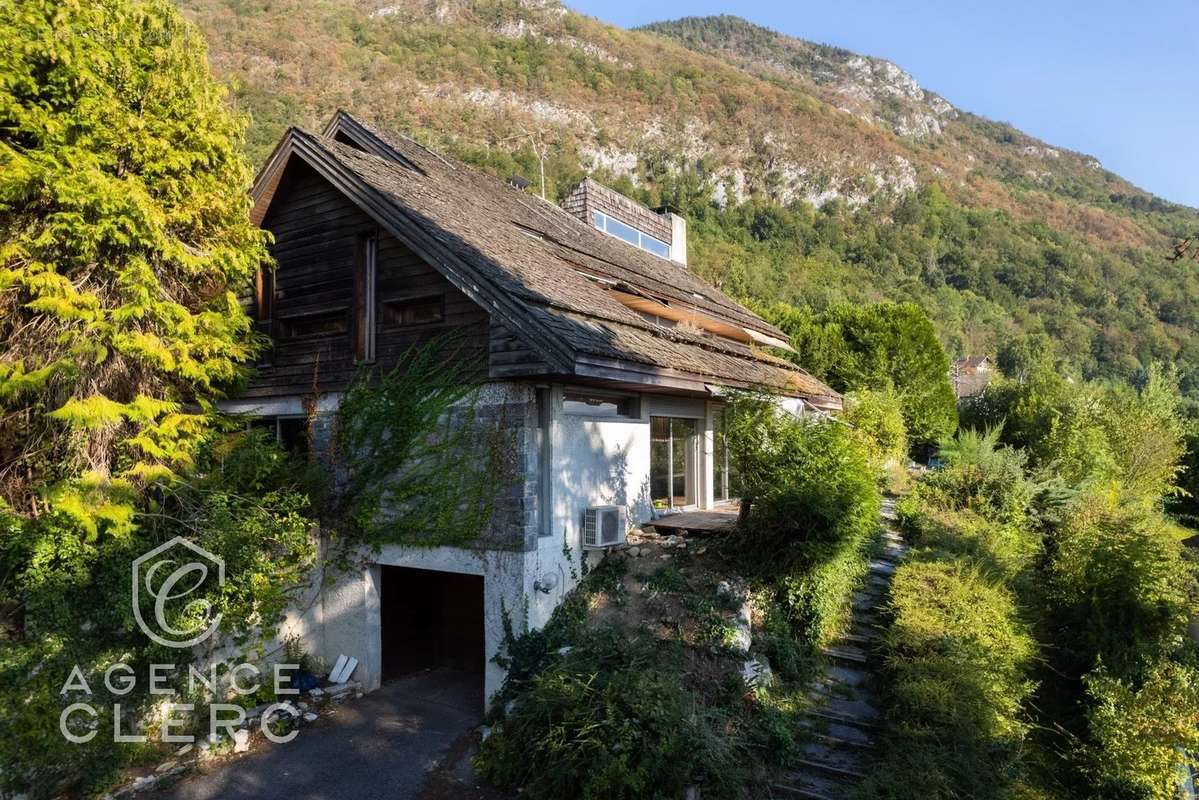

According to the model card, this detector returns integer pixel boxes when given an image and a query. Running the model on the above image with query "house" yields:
[952,355,993,400]
[222,110,840,707]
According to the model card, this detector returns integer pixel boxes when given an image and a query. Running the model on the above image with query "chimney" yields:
[667,211,687,267]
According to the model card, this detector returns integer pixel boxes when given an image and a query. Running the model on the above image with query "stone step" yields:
[802,717,875,748]
[868,559,897,576]
[821,643,868,664]
[836,630,878,647]
[794,741,867,780]
[771,772,850,800]
[852,591,883,612]
[807,707,878,732]
[809,688,880,722]
[819,663,870,688]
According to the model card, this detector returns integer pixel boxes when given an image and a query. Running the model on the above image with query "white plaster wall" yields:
[263,383,742,710]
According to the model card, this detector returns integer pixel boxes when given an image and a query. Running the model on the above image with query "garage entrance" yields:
[379,566,485,687]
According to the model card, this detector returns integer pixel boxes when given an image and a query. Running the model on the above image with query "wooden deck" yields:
[647,509,738,535]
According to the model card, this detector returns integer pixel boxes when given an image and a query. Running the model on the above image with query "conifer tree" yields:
[0,0,268,529]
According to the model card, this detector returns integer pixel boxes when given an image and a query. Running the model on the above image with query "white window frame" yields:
[592,209,671,260]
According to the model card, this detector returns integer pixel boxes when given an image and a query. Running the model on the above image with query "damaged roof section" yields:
[250,110,841,408]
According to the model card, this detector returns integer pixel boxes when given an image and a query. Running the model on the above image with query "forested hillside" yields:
[179,0,1199,389]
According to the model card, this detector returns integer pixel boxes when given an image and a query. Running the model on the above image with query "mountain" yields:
[179,0,1199,389]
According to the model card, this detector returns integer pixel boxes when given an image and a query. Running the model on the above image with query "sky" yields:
[567,0,1199,207]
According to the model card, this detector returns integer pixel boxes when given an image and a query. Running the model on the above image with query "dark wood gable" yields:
[245,159,492,399]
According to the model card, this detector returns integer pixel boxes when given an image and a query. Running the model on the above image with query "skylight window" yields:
[592,210,671,259]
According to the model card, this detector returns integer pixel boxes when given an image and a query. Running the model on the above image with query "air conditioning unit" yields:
[583,505,627,549]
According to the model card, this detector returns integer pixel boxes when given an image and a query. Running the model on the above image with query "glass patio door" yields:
[651,417,698,510]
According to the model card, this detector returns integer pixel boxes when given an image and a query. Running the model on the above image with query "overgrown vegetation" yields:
[0,1,317,794]
[478,392,885,798]
[868,338,1199,800]
[0,430,317,795]
[332,338,516,550]
[478,555,809,799]
[725,391,882,646]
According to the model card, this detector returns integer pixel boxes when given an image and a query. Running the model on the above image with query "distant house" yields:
[223,110,839,706]
[952,355,993,400]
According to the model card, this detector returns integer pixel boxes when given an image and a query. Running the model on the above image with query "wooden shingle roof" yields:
[250,112,840,407]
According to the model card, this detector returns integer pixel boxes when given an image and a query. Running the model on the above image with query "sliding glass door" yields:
[651,417,698,510]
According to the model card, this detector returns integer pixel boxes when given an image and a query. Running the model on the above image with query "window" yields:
[651,416,698,510]
[248,416,309,457]
[713,411,741,503]
[381,295,444,327]
[562,390,638,418]
[592,210,671,260]
[277,309,349,339]
[355,234,377,363]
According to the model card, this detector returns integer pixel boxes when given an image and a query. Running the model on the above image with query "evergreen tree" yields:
[0,0,267,529]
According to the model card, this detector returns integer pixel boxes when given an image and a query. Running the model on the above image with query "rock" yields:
[131,775,158,792]
[628,546,641,557]
[245,703,270,721]
[716,580,733,597]
[155,760,178,774]
[303,712,318,723]
[308,687,325,697]
[742,657,774,689]
[696,547,707,555]
[232,728,251,753]
[729,623,752,653]
[176,744,193,757]
[298,701,309,711]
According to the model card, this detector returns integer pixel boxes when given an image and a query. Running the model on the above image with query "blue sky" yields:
[567,0,1199,208]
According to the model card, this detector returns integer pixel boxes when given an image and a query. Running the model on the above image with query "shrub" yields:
[921,426,1034,524]
[724,393,881,645]
[478,626,765,800]
[843,387,908,476]
[862,558,1037,800]
[1082,659,1199,800]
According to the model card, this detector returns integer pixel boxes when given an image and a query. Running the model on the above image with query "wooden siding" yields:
[244,160,493,398]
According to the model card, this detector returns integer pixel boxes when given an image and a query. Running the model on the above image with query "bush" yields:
[862,557,1037,800]
[479,631,706,799]
[1082,659,1199,800]
[724,393,881,646]
[478,625,777,799]
[921,426,1034,524]
[843,388,908,477]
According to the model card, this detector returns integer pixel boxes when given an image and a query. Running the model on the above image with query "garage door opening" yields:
[379,566,485,686]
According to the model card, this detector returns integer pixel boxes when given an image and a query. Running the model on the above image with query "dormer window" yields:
[592,210,671,259]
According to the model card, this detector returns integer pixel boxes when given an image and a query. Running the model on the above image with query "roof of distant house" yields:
[954,355,992,371]
[249,111,840,407]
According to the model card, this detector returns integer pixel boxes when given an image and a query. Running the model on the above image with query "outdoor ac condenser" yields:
[583,505,627,549]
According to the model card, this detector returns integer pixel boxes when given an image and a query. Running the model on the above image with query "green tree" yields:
[0,0,268,528]
[766,302,957,446]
